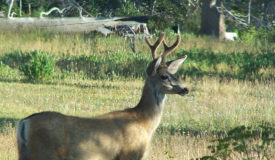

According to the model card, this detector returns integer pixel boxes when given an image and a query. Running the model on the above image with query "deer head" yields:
[145,28,188,96]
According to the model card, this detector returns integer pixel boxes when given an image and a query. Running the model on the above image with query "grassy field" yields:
[0,29,274,159]
[1,78,274,159]
[1,29,274,57]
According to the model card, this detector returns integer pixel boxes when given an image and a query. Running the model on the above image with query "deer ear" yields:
[146,57,162,76]
[166,55,187,74]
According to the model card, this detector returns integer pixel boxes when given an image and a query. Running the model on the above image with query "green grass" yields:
[0,29,274,159]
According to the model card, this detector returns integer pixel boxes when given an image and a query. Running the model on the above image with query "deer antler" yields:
[145,33,165,59]
[162,25,181,63]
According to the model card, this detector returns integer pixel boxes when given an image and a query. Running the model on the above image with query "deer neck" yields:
[134,79,166,135]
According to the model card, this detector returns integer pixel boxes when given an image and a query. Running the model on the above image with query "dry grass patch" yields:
[150,134,210,160]
[0,125,17,160]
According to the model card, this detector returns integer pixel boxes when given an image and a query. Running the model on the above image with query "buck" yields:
[17,29,189,160]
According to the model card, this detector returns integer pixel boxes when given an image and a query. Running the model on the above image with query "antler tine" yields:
[145,33,165,59]
[162,25,181,62]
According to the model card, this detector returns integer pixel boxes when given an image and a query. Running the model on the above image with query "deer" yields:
[17,29,189,160]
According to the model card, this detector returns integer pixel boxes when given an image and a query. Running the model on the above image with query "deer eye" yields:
[160,75,169,80]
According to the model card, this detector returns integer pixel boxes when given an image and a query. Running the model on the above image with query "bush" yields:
[1,51,32,68]
[238,27,275,44]
[19,51,56,82]
[199,123,275,160]
[179,48,275,81]
[0,61,21,80]
[115,0,140,16]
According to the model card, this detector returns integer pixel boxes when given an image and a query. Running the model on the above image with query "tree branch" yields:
[40,7,66,18]
[216,6,248,28]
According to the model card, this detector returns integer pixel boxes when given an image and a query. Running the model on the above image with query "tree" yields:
[200,0,225,39]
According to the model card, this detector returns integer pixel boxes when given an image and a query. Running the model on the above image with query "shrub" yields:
[238,27,275,44]
[178,48,275,81]
[199,123,275,160]
[0,61,21,80]
[115,0,140,16]
[1,50,32,68]
[19,50,56,82]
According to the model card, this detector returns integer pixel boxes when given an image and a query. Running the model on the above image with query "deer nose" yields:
[183,87,189,94]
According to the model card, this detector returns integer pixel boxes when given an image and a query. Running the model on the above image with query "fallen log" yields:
[0,17,149,36]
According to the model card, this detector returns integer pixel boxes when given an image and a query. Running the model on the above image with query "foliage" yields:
[1,50,32,69]
[0,61,21,80]
[238,27,275,44]
[115,0,141,16]
[199,123,275,160]
[19,50,56,82]
[56,51,150,80]
[223,0,274,30]
[145,0,200,32]
[179,48,275,81]
[0,2,8,15]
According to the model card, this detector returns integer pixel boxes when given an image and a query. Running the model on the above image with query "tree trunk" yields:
[20,0,22,17]
[28,4,31,16]
[200,0,225,39]
[8,0,15,18]
[248,0,251,24]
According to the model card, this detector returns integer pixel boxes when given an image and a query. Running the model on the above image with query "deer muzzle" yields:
[173,84,189,96]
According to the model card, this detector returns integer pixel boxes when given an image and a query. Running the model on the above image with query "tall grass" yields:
[1,29,274,57]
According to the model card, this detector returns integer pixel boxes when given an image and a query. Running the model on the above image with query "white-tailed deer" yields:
[17,29,188,160]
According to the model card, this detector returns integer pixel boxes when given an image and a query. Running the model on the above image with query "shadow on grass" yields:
[156,125,227,138]
[0,78,21,84]
[178,48,275,81]
[0,77,124,90]
[54,49,275,81]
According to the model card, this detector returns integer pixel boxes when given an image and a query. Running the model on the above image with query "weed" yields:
[19,50,56,82]
[238,27,275,45]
